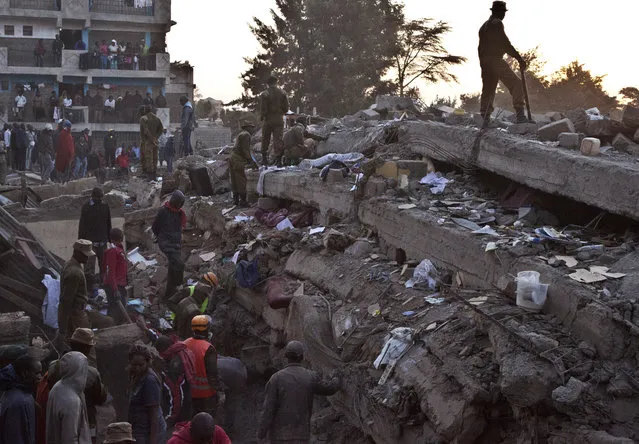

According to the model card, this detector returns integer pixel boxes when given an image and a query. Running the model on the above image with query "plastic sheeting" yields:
[373,327,414,369]
[41,274,60,329]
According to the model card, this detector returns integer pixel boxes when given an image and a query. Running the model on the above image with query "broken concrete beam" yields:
[585,119,625,138]
[566,109,588,133]
[622,106,639,129]
[612,133,639,156]
[558,132,582,148]
[375,95,418,114]
[128,178,162,209]
[508,122,541,135]
[257,197,279,211]
[400,121,639,221]
[537,118,575,141]
[359,109,381,121]
[0,312,30,346]
[315,125,385,156]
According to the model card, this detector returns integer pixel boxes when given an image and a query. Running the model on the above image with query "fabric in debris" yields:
[405,259,438,290]
[419,172,450,194]
[235,258,261,289]
[373,327,414,369]
[42,274,60,329]
[256,166,286,195]
[298,152,364,170]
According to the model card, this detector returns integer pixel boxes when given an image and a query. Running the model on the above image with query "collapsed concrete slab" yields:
[400,121,639,221]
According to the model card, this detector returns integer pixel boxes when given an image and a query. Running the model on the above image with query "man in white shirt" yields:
[108,39,118,69]
[14,92,27,121]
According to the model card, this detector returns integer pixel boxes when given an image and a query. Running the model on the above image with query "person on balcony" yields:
[49,91,59,121]
[74,39,86,51]
[99,40,109,69]
[14,91,27,122]
[52,34,63,66]
[93,90,104,123]
[104,95,116,122]
[34,39,46,67]
[155,92,167,108]
[108,39,119,69]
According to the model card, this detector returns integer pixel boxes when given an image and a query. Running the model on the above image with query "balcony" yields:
[89,0,154,16]
[9,0,59,11]
[7,48,61,68]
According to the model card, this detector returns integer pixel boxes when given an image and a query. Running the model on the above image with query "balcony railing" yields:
[79,52,157,71]
[89,0,154,16]
[8,49,61,68]
[9,0,60,11]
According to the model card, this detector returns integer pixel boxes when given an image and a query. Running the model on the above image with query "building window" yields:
[0,81,8,91]
[4,25,15,36]
[23,26,33,37]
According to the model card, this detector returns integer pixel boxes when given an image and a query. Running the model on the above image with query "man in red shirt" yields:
[168,412,230,444]
[102,227,128,322]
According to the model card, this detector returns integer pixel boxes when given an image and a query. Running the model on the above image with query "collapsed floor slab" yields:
[399,121,639,221]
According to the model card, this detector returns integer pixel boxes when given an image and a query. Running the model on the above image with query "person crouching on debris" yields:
[167,272,219,339]
[229,119,258,207]
[258,341,341,444]
[128,344,163,444]
[167,412,231,444]
[58,239,95,347]
[184,315,219,417]
[0,355,42,444]
[152,190,187,300]
[282,115,309,165]
[103,228,128,322]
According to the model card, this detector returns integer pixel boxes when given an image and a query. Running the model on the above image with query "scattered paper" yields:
[127,247,158,267]
[555,255,578,268]
[402,311,415,317]
[199,252,217,262]
[222,207,235,216]
[485,242,498,252]
[276,218,294,231]
[419,172,450,194]
[424,296,445,305]
[234,215,253,223]
[472,226,499,237]
[589,266,626,279]
[398,204,417,210]
[568,269,608,284]
[426,322,438,331]
[368,303,381,316]
[309,226,326,235]
[231,251,240,264]
[469,296,488,306]
[451,218,482,231]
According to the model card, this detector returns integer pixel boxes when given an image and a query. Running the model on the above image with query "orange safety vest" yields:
[183,337,216,398]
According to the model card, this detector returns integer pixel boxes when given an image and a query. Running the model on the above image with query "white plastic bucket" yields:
[516,271,546,311]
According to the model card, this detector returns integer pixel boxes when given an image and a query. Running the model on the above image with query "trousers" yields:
[164,250,184,301]
[182,128,193,156]
[480,57,525,116]
[261,121,283,165]
[141,138,158,175]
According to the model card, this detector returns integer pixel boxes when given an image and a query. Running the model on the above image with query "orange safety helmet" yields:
[191,314,210,332]
[201,272,219,287]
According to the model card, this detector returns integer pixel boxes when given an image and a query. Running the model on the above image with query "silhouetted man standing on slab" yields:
[478,1,528,123]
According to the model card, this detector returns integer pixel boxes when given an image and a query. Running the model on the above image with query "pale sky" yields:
[168,1,636,106]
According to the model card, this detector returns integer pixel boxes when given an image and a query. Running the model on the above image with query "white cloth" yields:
[373,327,414,369]
[104,99,115,109]
[15,95,27,107]
[256,166,285,195]
[3,129,10,147]
[419,172,449,195]
[108,44,118,55]
[41,274,60,329]
[63,98,72,107]
[298,152,364,170]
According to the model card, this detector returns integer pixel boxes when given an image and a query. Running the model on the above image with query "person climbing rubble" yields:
[0,355,42,444]
[167,412,231,444]
[229,119,258,207]
[184,315,219,418]
[258,341,341,443]
[57,240,95,347]
[152,190,186,301]
[45,328,108,442]
[46,351,91,444]
[78,187,112,291]
[478,1,528,123]
[260,75,289,167]
[166,273,219,339]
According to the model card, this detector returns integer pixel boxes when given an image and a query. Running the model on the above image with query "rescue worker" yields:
[58,240,95,346]
[282,116,309,165]
[139,104,164,179]
[260,76,289,166]
[229,120,258,207]
[166,273,219,339]
[184,315,219,417]
[152,190,186,300]
[258,341,341,443]
[478,1,528,123]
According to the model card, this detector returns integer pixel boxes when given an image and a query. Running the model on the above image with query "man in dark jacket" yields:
[0,355,43,444]
[260,76,289,167]
[103,130,117,167]
[78,187,112,289]
[180,96,195,156]
[258,341,340,443]
[478,1,527,123]
[152,190,186,300]
[37,124,54,184]
[229,120,257,207]
[155,93,167,108]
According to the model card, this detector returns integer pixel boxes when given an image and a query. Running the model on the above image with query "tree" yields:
[546,61,617,112]
[619,87,639,106]
[240,0,404,116]
[392,19,466,96]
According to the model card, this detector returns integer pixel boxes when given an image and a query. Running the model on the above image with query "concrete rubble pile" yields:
[4,96,639,443]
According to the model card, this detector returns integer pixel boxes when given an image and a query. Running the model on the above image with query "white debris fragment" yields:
[419,172,450,194]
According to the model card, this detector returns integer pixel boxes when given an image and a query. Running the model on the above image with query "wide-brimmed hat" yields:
[104,422,136,443]
[73,239,96,257]
[70,328,96,346]
[491,1,507,11]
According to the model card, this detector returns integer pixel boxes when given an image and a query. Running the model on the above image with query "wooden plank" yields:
[0,275,45,305]
[0,287,42,320]
[17,239,42,269]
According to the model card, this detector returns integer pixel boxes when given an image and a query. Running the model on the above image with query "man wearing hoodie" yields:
[167,412,230,444]
[0,355,42,444]
[179,96,195,156]
[46,351,91,444]
[152,190,186,300]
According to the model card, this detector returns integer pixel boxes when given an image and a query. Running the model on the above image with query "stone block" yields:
[612,133,634,151]
[580,138,601,156]
[558,132,582,148]
[359,109,381,121]
[257,197,279,211]
[585,119,624,138]
[376,95,418,113]
[537,118,575,141]
[622,106,639,129]
[508,122,541,135]
[262,306,287,331]
[546,111,563,122]
[566,109,588,132]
